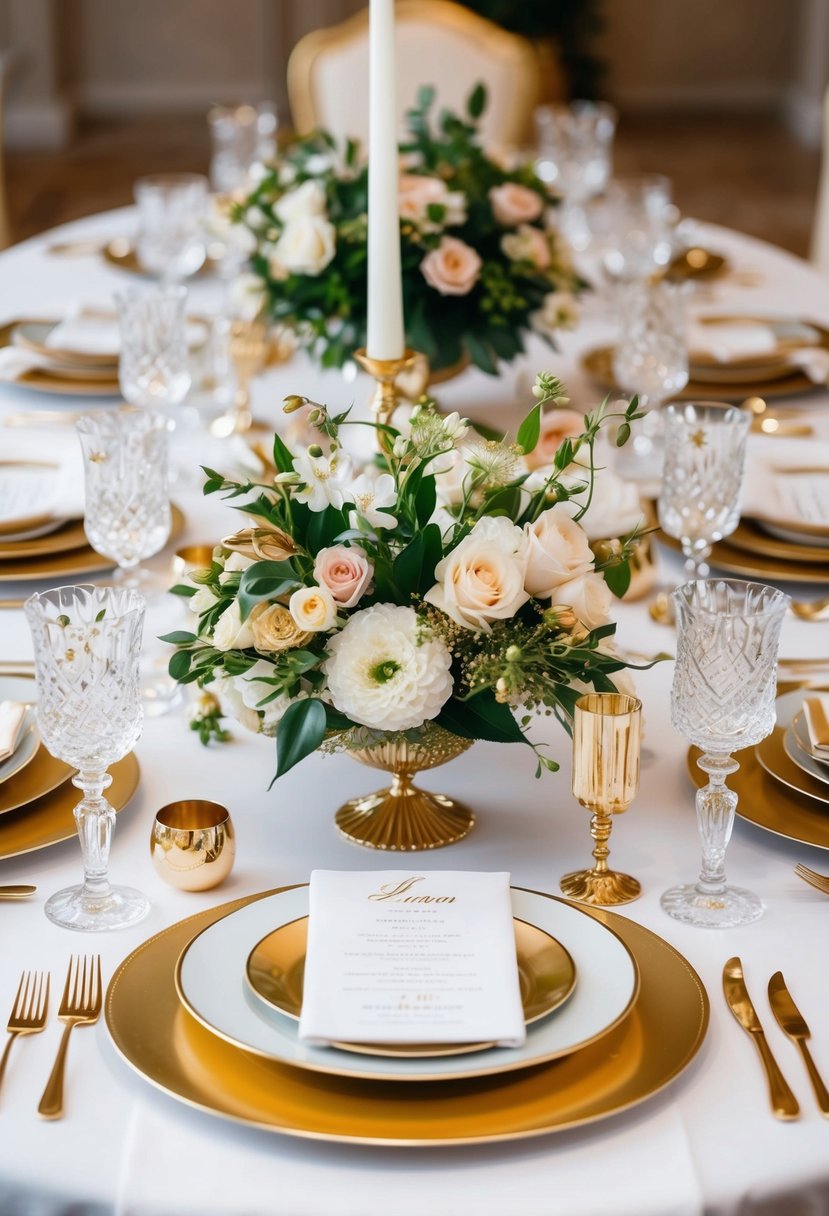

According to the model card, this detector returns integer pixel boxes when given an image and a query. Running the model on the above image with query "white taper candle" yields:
[366,0,405,360]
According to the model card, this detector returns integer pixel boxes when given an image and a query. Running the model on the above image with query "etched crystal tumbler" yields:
[25,585,149,931]
[658,402,750,579]
[662,579,789,928]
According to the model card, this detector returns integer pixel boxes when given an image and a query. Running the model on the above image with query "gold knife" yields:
[723,957,800,1119]
[768,971,829,1117]
[0,885,36,899]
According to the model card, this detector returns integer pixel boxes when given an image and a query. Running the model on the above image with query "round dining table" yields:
[0,209,828,1216]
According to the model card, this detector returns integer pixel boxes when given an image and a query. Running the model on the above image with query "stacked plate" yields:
[2,317,121,397]
[106,883,709,1145]
[689,689,829,851]
[583,314,829,403]
[0,673,140,861]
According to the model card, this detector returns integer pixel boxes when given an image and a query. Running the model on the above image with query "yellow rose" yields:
[249,602,312,653]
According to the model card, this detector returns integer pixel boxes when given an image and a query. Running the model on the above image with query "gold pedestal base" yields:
[559,868,642,906]
[335,784,475,851]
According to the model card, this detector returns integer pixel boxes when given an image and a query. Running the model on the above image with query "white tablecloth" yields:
[0,211,828,1216]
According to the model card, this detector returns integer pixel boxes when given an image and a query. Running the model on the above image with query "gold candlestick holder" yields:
[560,692,643,906]
[354,347,417,444]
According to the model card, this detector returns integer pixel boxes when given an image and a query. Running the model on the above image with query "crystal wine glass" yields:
[134,173,208,281]
[117,286,191,410]
[662,579,789,928]
[25,585,149,931]
[77,409,171,589]
[658,402,750,579]
[534,101,617,251]
[560,692,643,906]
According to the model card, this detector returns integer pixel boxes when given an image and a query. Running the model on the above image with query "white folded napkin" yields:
[688,320,776,362]
[0,432,86,522]
[803,696,829,755]
[46,308,120,358]
[741,440,829,528]
[0,345,49,382]
[0,701,26,763]
[298,869,526,1048]
[788,346,829,385]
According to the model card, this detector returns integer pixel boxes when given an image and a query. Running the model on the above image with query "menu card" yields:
[298,870,526,1047]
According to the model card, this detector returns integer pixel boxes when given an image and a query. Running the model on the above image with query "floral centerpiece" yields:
[226,86,581,376]
[166,376,646,847]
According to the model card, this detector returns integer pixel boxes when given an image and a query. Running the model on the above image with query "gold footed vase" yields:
[335,727,475,851]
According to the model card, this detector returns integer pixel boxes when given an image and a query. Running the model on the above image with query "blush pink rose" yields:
[313,545,374,609]
[489,183,544,226]
[501,224,552,271]
[421,237,482,296]
[524,409,586,471]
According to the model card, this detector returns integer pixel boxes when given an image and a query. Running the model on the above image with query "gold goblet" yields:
[560,692,642,906]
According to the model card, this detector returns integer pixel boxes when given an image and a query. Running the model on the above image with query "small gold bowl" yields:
[172,543,216,583]
[150,800,235,891]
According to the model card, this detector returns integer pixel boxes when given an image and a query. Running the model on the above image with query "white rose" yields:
[289,585,338,632]
[559,471,644,542]
[272,216,336,276]
[424,516,528,633]
[555,571,613,630]
[521,505,595,600]
[275,180,327,222]
[214,674,260,733]
[238,659,294,736]
[190,586,219,615]
[212,600,255,651]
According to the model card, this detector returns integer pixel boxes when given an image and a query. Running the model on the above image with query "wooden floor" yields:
[5,111,823,257]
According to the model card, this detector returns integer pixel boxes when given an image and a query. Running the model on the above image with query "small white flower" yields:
[292,448,352,512]
[442,411,469,442]
[190,586,219,615]
[238,659,294,735]
[533,291,579,333]
[348,472,398,530]
[323,604,453,731]
[245,205,269,229]
[212,600,255,651]
[289,585,338,632]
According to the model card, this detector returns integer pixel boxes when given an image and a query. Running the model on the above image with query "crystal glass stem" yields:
[681,539,712,580]
[693,752,740,897]
[72,769,115,903]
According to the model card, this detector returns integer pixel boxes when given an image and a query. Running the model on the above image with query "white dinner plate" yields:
[176,886,639,1083]
[0,677,40,787]
[786,714,829,786]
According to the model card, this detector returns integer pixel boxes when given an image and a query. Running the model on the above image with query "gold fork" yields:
[210,319,270,437]
[0,970,49,1096]
[38,956,102,1120]
[794,863,829,895]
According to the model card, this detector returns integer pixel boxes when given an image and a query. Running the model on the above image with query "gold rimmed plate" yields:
[785,717,829,789]
[0,503,185,583]
[0,321,121,397]
[658,530,829,585]
[103,238,217,278]
[0,517,88,561]
[756,729,829,805]
[689,316,828,384]
[245,915,576,1059]
[106,886,708,1146]
[13,319,119,368]
[0,751,138,861]
[724,519,829,565]
[582,345,817,403]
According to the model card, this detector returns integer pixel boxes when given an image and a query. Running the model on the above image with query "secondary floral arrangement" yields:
[225,85,581,375]
[165,375,647,781]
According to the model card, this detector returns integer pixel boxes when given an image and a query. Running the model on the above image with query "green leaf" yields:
[169,582,197,598]
[467,82,487,119]
[238,560,300,621]
[157,630,197,645]
[516,402,542,455]
[392,523,442,597]
[464,332,497,376]
[272,432,295,474]
[615,423,631,448]
[437,690,526,745]
[413,472,437,528]
[168,650,192,681]
[417,84,436,110]
[603,561,631,599]
[274,697,327,779]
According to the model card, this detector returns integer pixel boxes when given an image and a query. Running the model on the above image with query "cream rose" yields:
[421,237,482,297]
[271,216,336,276]
[489,183,543,226]
[554,571,613,630]
[424,515,528,632]
[521,505,595,600]
[249,602,312,653]
[212,600,256,651]
[275,180,327,223]
[524,409,586,472]
[190,586,219,616]
[313,545,374,608]
[501,224,551,270]
[289,585,338,633]
[560,469,644,543]
[398,174,467,229]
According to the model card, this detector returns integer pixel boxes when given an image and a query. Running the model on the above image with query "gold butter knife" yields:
[768,971,829,1117]
[0,886,36,899]
[723,957,800,1120]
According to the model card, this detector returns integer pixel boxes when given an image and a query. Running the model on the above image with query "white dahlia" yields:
[323,604,453,732]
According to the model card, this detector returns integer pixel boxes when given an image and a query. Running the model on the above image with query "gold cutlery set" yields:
[724,958,829,1120]
[0,956,102,1119]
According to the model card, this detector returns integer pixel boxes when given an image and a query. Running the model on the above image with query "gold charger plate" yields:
[103,238,217,278]
[105,887,709,1146]
[756,727,829,805]
[658,531,829,585]
[688,740,829,851]
[0,321,120,397]
[0,743,73,815]
[245,915,576,1059]
[0,517,88,560]
[582,345,816,403]
[0,751,138,861]
[724,519,829,565]
[0,503,185,583]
